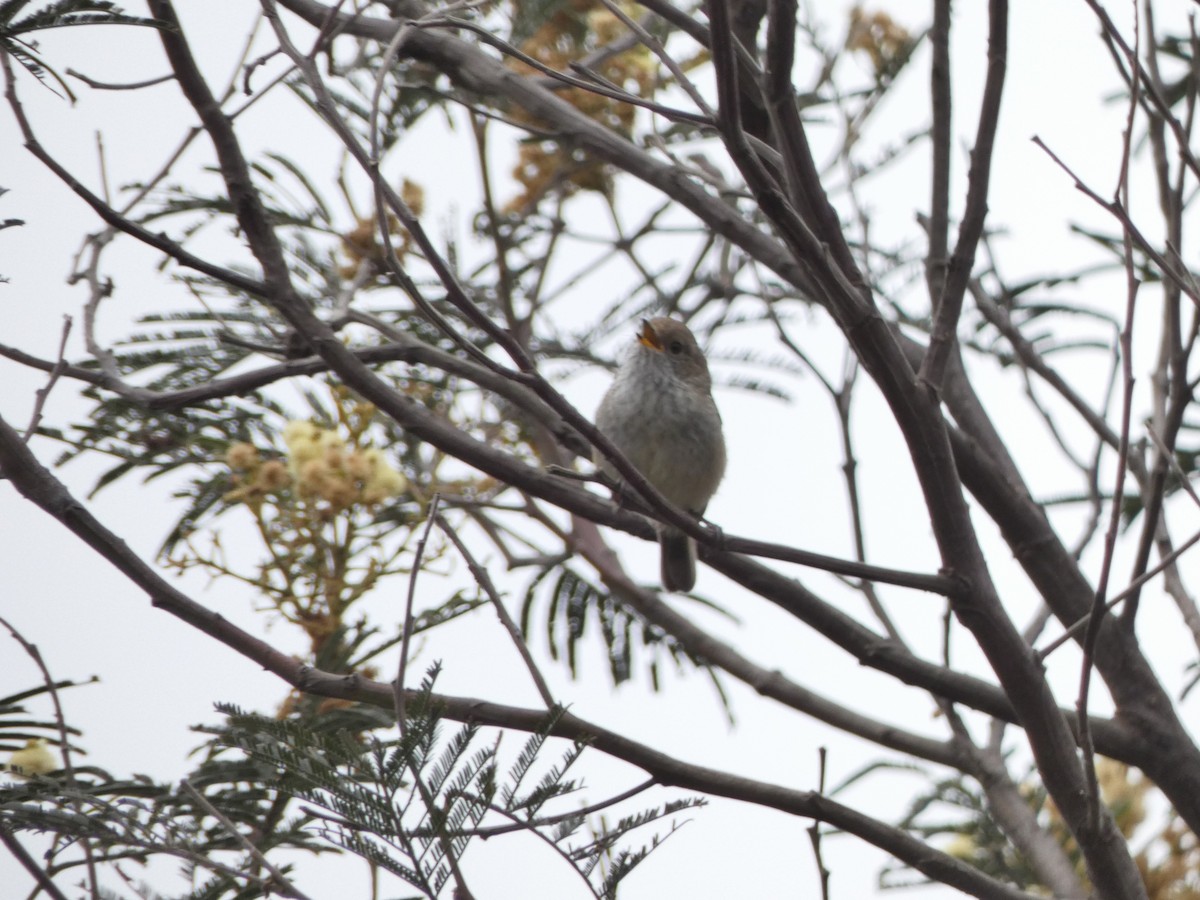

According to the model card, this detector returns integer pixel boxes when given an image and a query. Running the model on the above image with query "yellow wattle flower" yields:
[8,738,58,777]
[283,421,326,476]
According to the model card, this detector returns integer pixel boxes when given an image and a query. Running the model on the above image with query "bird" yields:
[595,317,726,592]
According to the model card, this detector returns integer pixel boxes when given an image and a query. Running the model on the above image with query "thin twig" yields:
[1032,135,1200,307]
[1080,0,1200,183]
[66,69,175,90]
[926,0,952,303]
[180,779,315,900]
[1075,5,1143,833]
[807,746,832,900]
[23,316,72,442]
[434,512,556,708]
[768,309,905,640]
[396,494,441,733]
[593,0,715,119]
[421,16,711,126]
[1118,0,1196,629]
[919,0,1007,390]
[0,614,97,894]
[1038,519,1200,660]
[0,826,72,900]
[1143,425,1200,655]
[453,777,659,839]
[3,54,268,301]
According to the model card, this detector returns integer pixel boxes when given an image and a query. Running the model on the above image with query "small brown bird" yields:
[595,318,726,591]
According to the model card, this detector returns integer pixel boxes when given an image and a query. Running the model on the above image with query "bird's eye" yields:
[669,341,684,355]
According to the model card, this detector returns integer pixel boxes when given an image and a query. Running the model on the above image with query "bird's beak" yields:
[637,319,662,351]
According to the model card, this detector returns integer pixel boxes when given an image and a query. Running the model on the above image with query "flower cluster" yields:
[505,0,657,210]
[6,738,58,778]
[165,389,423,701]
[281,421,407,509]
[338,179,425,278]
[222,442,290,508]
[845,6,913,79]
[222,422,406,513]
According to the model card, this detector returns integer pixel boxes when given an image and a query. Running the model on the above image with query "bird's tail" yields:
[660,529,696,592]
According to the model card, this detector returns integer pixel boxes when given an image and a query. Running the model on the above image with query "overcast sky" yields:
[3,1,1198,897]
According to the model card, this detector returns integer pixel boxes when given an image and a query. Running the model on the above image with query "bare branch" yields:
[0,409,1036,900]
[435,512,557,709]
[22,316,72,442]
[919,0,1007,390]
[179,780,315,900]
[396,495,441,731]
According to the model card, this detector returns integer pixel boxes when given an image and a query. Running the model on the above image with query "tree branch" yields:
[0,410,1034,900]
[919,0,1007,390]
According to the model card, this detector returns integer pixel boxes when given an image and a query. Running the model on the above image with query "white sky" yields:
[2,1,1198,898]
